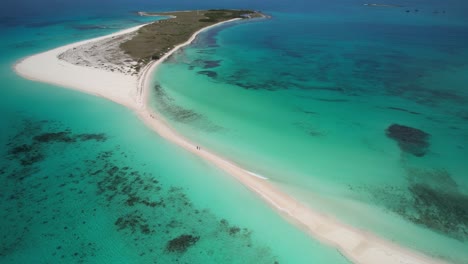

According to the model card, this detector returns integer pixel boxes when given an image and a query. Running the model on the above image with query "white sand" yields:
[14,17,447,264]
[15,24,148,108]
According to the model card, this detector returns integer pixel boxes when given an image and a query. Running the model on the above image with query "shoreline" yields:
[14,24,149,109]
[136,18,242,108]
[14,17,447,264]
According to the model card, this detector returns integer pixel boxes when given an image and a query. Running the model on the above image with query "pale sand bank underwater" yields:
[14,16,448,264]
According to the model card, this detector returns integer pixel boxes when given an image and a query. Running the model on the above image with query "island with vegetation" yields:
[125,10,265,71]
[56,10,265,77]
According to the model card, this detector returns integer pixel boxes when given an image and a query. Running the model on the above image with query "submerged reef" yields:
[153,84,203,123]
[197,70,218,79]
[153,83,223,132]
[189,59,222,70]
[384,106,421,115]
[166,234,200,253]
[403,168,468,240]
[387,84,468,108]
[357,168,468,242]
[0,118,278,263]
[386,124,430,157]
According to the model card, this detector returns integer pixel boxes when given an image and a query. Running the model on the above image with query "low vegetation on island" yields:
[120,9,264,69]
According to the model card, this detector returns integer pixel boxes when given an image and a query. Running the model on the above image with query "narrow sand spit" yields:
[15,17,448,264]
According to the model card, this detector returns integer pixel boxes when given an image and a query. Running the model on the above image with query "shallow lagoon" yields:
[153,5,468,263]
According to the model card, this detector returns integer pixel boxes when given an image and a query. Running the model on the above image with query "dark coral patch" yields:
[153,84,202,123]
[202,60,222,69]
[33,131,107,143]
[166,234,200,253]
[152,84,223,132]
[1,118,278,263]
[20,153,45,166]
[386,124,430,157]
[8,144,33,155]
[190,59,222,69]
[385,106,421,115]
[228,227,241,236]
[34,132,75,143]
[364,168,468,241]
[114,213,154,235]
[408,183,468,238]
[197,70,218,79]
[76,133,107,142]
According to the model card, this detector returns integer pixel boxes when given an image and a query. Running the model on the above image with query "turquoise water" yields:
[0,2,352,264]
[152,2,468,263]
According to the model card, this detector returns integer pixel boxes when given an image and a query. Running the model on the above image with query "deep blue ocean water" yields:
[1,0,468,263]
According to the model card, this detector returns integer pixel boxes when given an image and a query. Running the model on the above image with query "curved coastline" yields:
[14,24,149,109]
[14,18,447,264]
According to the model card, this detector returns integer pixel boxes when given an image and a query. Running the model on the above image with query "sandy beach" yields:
[14,16,447,264]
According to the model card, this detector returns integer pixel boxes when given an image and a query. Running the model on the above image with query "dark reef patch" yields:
[153,84,202,123]
[385,124,430,157]
[115,213,154,235]
[362,168,468,241]
[5,125,108,169]
[408,183,468,234]
[152,84,223,132]
[76,133,107,142]
[0,117,278,262]
[427,89,468,105]
[202,60,222,69]
[385,106,421,115]
[228,226,241,236]
[302,110,317,115]
[0,119,109,261]
[195,49,217,55]
[166,234,200,253]
[34,131,75,143]
[387,84,468,107]
[217,68,291,91]
[8,144,34,155]
[197,70,218,79]
[190,59,222,69]
[33,131,107,143]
